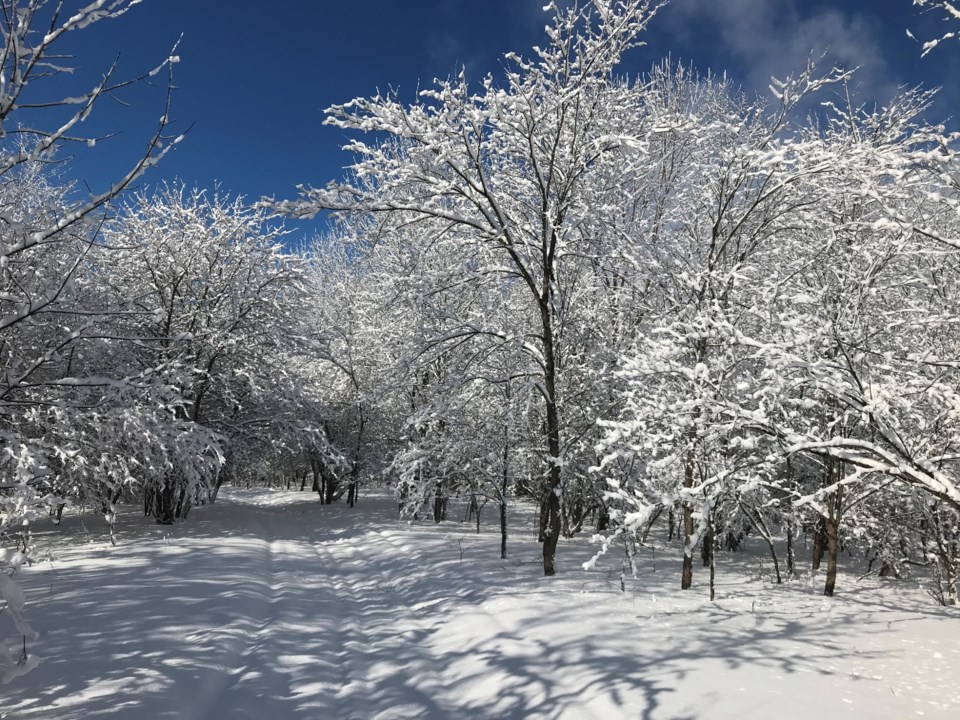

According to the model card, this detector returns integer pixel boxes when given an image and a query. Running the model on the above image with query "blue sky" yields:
[46,0,960,240]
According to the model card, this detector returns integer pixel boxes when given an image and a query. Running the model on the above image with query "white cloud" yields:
[660,0,900,106]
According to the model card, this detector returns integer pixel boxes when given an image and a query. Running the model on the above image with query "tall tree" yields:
[276,0,664,575]
[0,0,180,681]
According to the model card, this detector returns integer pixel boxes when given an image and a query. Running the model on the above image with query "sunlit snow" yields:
[3,488,958,719]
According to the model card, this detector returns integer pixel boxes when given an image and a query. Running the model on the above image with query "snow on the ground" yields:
[2,488,959,719]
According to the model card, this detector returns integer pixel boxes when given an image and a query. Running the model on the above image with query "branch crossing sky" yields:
[47,0,960,240]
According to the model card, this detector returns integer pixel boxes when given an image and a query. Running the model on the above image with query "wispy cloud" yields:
[660,0,900,105]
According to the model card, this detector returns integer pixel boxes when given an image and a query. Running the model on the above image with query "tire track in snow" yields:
[306,526,464,719]
[205,510,366,718]
[184,509,426,719]
[182,508,288,720]
[310,534,381,719]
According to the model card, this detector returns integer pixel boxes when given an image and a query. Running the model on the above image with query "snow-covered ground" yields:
[3,488,959,719]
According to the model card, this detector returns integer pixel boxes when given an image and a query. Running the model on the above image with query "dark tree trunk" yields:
[639,506,663,545]
[347,402,365,510]
[821,455,845,596]
[596,503,610,532]
[681,507,694,589]
[310,457,322,498]
[681,449,695,590]
[433,482,445,522]
[539,294,563,577]
[538,498,549,543]
[824,512,839,596]
[823,493,843,598]
[543,490,561,576]
[151,483,177,525]
[499,381,511,560]
[324,473,339,505]
[708,513,717,601]
[742,501,782,584]
[210,452,234,503]
[500,499,508,560]
[785,515,796,578]
[701,522,713,568]
[174,483,191,521]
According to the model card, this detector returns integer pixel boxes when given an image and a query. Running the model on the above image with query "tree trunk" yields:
[542,490,561,576]
[709,514,717,601]
[811,516,827,571]
[933,510,958,606]
[433,482,445,522]
[347,401,365,510]
[500,380,511,560]
[324,473,339,505]
[538,498,548,543]
[596,503,610,532]
[210,452,233,503]
[151,482,177,525]
[701,521,713,568]
[824,512,839,596]
[681,449,695,590]
[823,473,843,596]
[943,559,958,606]
[539,292,563,577]
[310,457,322,498]
[822,456,844,596]
[500,499,508,560]
[783,463,796,578]
[785,514,796,578]
[639,506,663,545]
[681,505,694,589]
[174,483,191,521]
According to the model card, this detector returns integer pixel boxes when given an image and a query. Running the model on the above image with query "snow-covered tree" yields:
[300,230,405,506]
[592,53,960,600]
[276,0,666,575]
[0,0,181,681]
[103,185,317,521]
[594,61,849,592]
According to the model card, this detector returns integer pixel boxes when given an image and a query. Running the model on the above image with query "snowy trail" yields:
[3,488,960,719]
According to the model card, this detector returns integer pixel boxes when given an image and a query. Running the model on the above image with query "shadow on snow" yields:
[2,488,957,719]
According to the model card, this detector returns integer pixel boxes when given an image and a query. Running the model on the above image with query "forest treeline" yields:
[2,0,960,681]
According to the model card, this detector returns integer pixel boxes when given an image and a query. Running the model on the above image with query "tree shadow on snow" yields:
[2,490,952,719]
